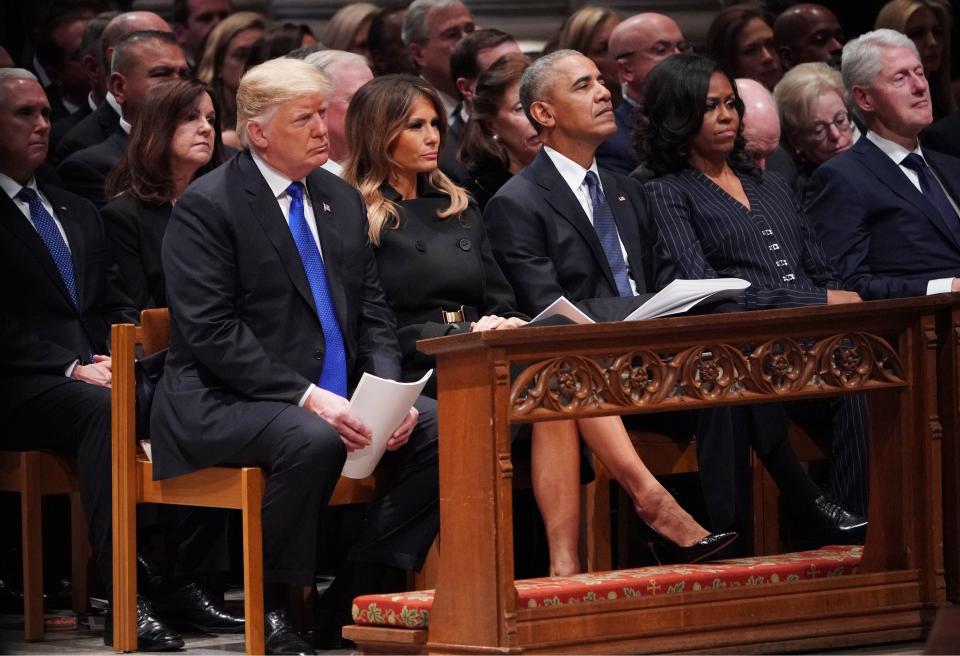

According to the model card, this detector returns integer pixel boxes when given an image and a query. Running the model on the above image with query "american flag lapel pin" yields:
[617,195,626,202]
[322,202,332,213]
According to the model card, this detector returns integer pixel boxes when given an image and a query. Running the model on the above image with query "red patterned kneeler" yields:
[352,545,862,629]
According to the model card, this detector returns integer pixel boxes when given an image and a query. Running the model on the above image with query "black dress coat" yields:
[50,101,120,166]
[464,159,512,212]
[101,193,171,310]
[483,148,670,321]
[374,184,526,395]
[57,128,126,209]
[150,149,403,480]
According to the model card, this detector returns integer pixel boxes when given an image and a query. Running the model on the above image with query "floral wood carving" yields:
[510,332,904,418]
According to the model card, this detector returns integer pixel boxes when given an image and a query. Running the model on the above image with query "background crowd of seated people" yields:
[2,0,960,652]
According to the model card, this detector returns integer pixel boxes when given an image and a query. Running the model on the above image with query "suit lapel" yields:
[304,173,349,334]
[532,151,617,291]
[240,153,319,318]
[600,171,645,292]
[857,138,960,249]
[0,187,78,309]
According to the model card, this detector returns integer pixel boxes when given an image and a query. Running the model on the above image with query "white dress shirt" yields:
[250,150,327,404]
[542,146,638,294]
[866,130,960,295]
[321,158,344,177]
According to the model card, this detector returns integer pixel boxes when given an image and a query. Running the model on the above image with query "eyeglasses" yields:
[615,40,690,60]
[806,112,852,141]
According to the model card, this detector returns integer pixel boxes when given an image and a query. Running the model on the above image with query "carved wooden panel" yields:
[511,332,905,418]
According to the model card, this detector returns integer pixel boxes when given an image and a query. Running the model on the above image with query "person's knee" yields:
[277,415,347,473]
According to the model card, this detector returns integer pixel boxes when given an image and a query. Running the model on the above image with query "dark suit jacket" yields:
[439,113,468,185]
[50,102,120,166]
[483,148,669,321]
[50,101,93,154]
[923,112,960,159]
[101,193,171,310]
[151,150,402,479]
[57,129,126,209]
[804,134,960,300]
[595,100,639,176]
[374,184,525,395]
[0,181,137,413]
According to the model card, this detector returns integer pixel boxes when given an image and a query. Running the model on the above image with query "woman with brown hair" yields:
[706,4,782,90]
[196,11,266,146]
[549,5,622,106]
[322,2,379,61]
[103,78,225,309]
[345,74,736,576]
[458,53,540,210]
[875,0,956,120]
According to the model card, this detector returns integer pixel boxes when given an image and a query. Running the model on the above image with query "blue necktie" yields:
[584,171,632,297]
[286,182,348,397]
[901,153,960,243]
[17,186,79,308]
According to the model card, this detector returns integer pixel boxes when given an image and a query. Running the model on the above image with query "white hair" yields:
[236,58,332,147]
[304,49,369,76]
[402,0,461,44]
[842,28,919,123]
[0,68,40,104]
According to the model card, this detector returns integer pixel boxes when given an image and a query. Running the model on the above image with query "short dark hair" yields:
[34,2,103,71]
[449,28,514,85]
[245,23,316,68]
[111,30,179,75]
[106,77,225,204]
[172,0,232,26]
[706,4,773,79]
[634,53,757,178]
[80,11,119,60]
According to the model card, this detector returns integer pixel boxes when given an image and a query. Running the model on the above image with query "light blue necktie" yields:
[286,182,348,396]
[584,171,632,297]
[18,186,79,308]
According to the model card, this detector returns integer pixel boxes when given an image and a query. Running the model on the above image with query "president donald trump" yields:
[151,59,439,654]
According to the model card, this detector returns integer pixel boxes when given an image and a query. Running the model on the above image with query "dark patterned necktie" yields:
[584,171,632,296]
[901,153,960,243]
[17,186,79,308]
[286,182,348,396]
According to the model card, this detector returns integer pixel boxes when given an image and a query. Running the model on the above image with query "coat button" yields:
[415,240,426,252]
[313,349,323,360]
[458,238,471,251]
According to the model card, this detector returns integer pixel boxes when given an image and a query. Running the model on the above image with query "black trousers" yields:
[3,377,114,588]
[228,396,439,586]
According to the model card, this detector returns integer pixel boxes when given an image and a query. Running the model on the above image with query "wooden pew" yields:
[346,296,949,653]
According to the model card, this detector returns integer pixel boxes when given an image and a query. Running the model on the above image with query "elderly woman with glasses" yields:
[773,62,856,198]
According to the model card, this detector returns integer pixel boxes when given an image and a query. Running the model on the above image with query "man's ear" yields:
[529,100,554,130]
[455,76,472,101]
[851,85,872,115]
[777,45,794,70]
[109,71,126,105]
[408,42,426,69]
[246,119,268,150]
[616,57,632,85]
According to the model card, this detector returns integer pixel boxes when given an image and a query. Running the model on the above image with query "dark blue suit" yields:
[596,100,639,176]
[805,134,960,300]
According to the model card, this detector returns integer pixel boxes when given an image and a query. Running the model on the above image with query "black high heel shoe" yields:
[638,520,738,565]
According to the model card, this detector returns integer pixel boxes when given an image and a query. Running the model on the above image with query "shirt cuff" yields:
[65,359,79,378]
[298,383,315,407]
[927,278,954,295]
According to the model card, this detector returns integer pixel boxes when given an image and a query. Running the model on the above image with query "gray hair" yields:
[842,28,919,123]
[519,49,579,130]
[402,0,460,44]
[304,49,369,74]
[0,68,40,104]
[774,62,846,138]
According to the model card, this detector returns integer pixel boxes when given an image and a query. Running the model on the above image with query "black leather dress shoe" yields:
[265,609,315,655]
[157,581,245,633]
[805,495,868,544]
[103,596,185,652]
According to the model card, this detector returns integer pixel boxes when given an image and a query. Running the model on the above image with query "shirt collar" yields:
[321,158,343,177]
[87,92,98,112]
[621,91,641,108]
[543,145,600,194]
[866,130,922,166]
[250,149,305,199]
[119,116,132,135]
[0,172,37,202]
[105,92,121,117]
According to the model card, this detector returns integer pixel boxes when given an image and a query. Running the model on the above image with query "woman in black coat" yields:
[102,78,225,309]
[345,74,734,576]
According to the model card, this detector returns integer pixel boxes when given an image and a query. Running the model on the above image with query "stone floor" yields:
[0,611,926,656]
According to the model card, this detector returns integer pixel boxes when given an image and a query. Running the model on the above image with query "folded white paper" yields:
[531,278,750,325]
[341,369,433,479]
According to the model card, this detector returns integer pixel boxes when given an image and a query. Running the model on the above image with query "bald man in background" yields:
[773,4,845,70]
[52,11,171,164]
[736,77,796,184]
[597,13,687,174]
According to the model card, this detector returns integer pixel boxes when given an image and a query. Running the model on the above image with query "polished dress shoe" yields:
[804,495,867,545]
[156,580,245,633]
[640,521,739,565]
[103,595,185,652]
[265,609,315,655]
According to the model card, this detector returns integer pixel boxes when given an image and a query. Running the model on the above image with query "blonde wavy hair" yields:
[236,58,331,147]
[343,74,468,246]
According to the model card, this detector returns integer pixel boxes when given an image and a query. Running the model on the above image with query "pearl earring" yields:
[492,133,500,141]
